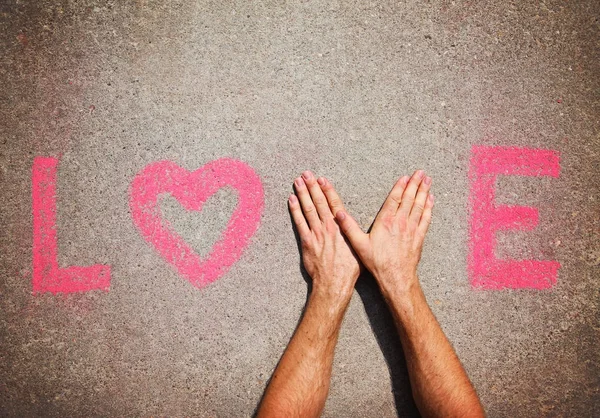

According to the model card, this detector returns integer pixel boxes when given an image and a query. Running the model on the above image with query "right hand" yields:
[327,170,434,294]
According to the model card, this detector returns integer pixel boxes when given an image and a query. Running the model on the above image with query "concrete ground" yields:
[1,0,598,416]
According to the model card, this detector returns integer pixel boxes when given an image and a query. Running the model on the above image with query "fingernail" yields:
[424,176,432,185]
[302,171,313,180]
[317,177,326,186]
[295,177,304,188]
[416,170,424,179]
[289,194,298,204]
[337,211,346,221]
[429,194,435,203]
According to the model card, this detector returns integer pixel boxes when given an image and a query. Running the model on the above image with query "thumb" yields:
[335,210,370,256]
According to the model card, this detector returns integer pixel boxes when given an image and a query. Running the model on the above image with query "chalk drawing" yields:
[468,146,561,289]
[129,159,264,289]
[32,157,111,294]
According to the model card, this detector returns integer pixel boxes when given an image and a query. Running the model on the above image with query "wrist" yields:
[309,284,353,315]
[301,287,349,344]
[376,274,428,327]
[376,273,423,309]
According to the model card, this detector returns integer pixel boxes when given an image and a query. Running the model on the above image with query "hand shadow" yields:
[355,271,420,417]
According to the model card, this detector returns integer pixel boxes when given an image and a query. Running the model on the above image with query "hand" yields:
[289,171,361,305]
[332,170,434,295]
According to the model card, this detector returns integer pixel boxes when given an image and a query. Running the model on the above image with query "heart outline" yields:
[129,159,264,289]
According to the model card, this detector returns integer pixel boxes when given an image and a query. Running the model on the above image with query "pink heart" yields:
[129,159,264,289]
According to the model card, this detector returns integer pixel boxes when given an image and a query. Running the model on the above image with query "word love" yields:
[32,157,264,294]
[31,146,560,295]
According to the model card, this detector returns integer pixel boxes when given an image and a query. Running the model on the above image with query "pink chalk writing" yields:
[468,146,561,289]
[32,157,111,294]
[129,159,264,289]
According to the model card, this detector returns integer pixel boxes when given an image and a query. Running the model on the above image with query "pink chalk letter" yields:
[129,159,264,289]
[468,146,561,289]
[32,157,111,294]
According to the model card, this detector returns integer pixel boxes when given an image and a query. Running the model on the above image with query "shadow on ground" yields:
[355,272,420,417]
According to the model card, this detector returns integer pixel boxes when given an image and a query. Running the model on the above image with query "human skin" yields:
[257,170,485,418]
[256,170,360,418]
[334,170,485,418]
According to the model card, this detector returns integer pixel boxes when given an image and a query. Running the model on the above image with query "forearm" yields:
[379,275,485,418]
[257,291,349,418]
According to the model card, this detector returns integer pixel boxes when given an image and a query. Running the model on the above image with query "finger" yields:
[288,194,310,240]
[377,176,410,220]
[317,177,345,217]
[302,171,333,220]
[294,176,321,230]
[335,210,370,256]
[398,170,425,217]
[416,194,434,238]
[409,175,432,224]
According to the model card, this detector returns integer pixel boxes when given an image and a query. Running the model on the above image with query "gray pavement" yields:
[1,1,598,416]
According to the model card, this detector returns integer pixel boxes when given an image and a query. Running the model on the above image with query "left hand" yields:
[288,171,361,305]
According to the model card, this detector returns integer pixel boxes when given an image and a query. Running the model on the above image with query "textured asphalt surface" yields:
[1,1,598,416]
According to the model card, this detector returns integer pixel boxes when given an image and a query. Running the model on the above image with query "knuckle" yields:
[383,216,395,229]
[396,216,408,230]
[314,228,324,241]
[304,204,316,214]
[402,200,414,209]
[313,195,326,205]
[300,237,312,250]
[390,195,402,206]
[324,218,338,232]
[413,202,425,212]
[407,222,418,234]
